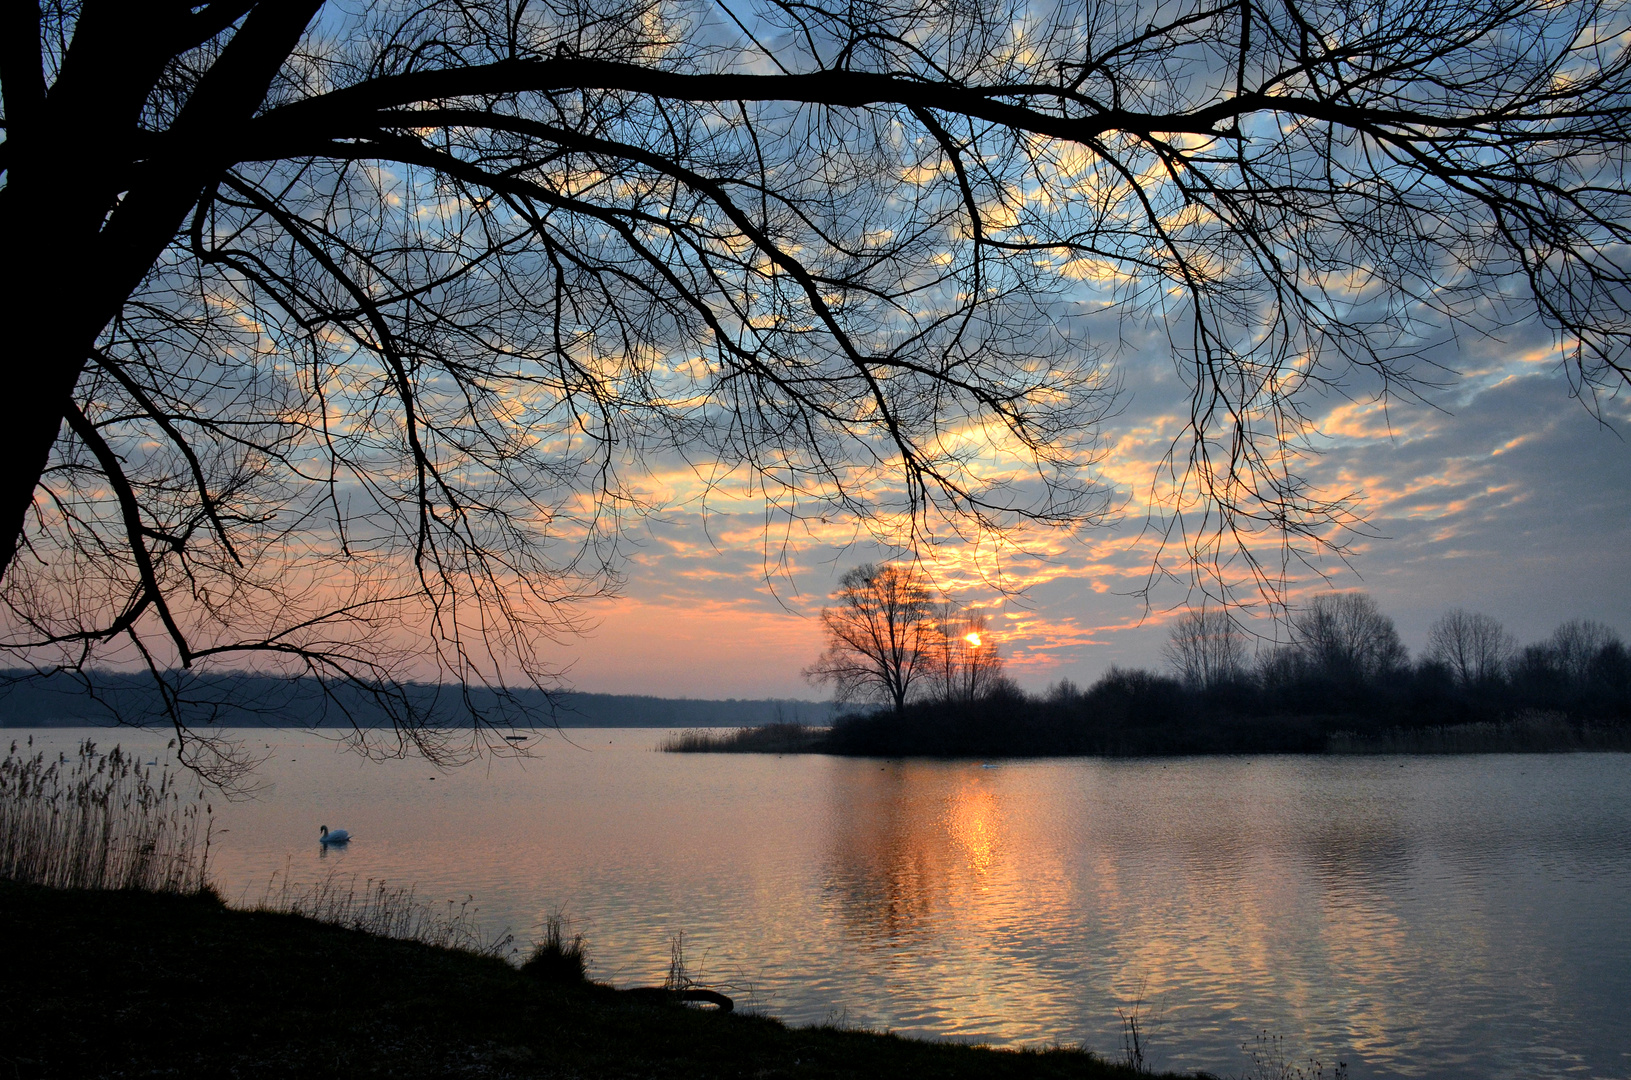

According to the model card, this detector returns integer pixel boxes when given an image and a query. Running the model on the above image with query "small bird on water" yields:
[319,825,351,845]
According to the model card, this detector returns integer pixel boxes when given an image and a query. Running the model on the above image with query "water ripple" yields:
[23,729,1629,1080]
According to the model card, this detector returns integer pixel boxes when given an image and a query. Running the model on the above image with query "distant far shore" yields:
[0,670,836,730]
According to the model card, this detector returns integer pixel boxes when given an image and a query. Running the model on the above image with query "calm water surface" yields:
[18,728,1630,1079]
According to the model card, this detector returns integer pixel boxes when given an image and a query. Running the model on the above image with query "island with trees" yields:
[670,564,1631,757]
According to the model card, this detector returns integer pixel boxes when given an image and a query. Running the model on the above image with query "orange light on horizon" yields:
[965,631,982,648]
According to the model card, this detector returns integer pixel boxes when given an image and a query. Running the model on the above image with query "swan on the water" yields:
[319,825,351,845]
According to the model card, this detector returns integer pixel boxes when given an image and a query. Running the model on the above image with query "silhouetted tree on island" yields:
[6,0,1631,775]
[804,563,936,716]
[805,571,1013,717]
[924,605,1009,705]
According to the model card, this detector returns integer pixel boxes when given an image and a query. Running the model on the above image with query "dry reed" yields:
[258,865,516,959]
[0,737,213,893]
[1240,1031,1348,1080]
[1327,711,1631,754]
[660,724,822,753]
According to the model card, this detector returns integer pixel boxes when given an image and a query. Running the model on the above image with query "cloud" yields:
[442,347,1631,698]
[559,321,1630,697]
[1295,369,1631,652]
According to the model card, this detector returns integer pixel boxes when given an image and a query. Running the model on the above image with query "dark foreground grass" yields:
[0,880,1163,1080]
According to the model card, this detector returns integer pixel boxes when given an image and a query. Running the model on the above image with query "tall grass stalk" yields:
[1240,1031,1347,1080]
[1119,1001,1149,1074]
[0,738,213,893]
[664,930,693,991]
[258,866,515,959]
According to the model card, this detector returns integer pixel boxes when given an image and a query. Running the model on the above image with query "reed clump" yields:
[664,930,693,990]
[258,866,516,958]
[0,738,214,894]
[522,911,589,983]
[661,724,824,753]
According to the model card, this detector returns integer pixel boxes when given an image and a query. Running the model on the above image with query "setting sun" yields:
[964,631,982,648]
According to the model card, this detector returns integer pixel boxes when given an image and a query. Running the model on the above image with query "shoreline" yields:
[663,713,1631,757]
[0,880,1165,1079]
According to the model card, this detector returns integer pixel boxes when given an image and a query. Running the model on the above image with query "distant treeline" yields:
[0,670,835,730]
[824,598,1631,757]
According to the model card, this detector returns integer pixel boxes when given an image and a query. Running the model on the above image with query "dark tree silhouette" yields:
[1546,619,1625,685]
[1287,591,1407,680]
[924,605,1006,704]
[1426,608,1514,688]
[4,0,1631,774]
[804,563,935,714]
[1163,608,1249,690]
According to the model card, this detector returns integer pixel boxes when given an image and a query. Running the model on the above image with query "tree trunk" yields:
[0,0,328,584]
[0,126,154,582]
[0,4,181,583]
[0,226,107,582]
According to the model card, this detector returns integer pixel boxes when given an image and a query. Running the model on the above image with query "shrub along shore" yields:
[667,709,1631,757]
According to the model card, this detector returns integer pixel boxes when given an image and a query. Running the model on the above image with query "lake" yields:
[12,728,1629,1079]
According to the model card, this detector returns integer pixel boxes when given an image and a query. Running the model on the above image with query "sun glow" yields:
[964,631,982,648]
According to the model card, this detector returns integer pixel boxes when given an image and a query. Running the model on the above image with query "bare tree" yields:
[1290,592,1407,680]
[1547,619,1625,684]
[4,0,1631,772]
[925,607,1006,704]
[924,601,959,705]
[1163,608,1249,690]
[1426,609,1514,688]
[1511,619,1625,694]
[804,563,935,715]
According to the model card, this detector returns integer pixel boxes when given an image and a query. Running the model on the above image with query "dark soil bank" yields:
[0,881,1162,1079]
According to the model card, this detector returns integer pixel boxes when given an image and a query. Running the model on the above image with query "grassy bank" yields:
[0,880,1161,1080]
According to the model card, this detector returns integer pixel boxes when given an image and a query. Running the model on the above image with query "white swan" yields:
[318,825,351,845]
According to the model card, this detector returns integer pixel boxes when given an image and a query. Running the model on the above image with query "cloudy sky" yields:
[554,313,1631,700]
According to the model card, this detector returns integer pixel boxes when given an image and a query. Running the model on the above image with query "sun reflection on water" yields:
[946,779,1002,878]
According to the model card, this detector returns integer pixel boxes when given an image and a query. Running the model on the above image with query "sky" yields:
[8,3,1627,714]
[553,319,1631,700]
